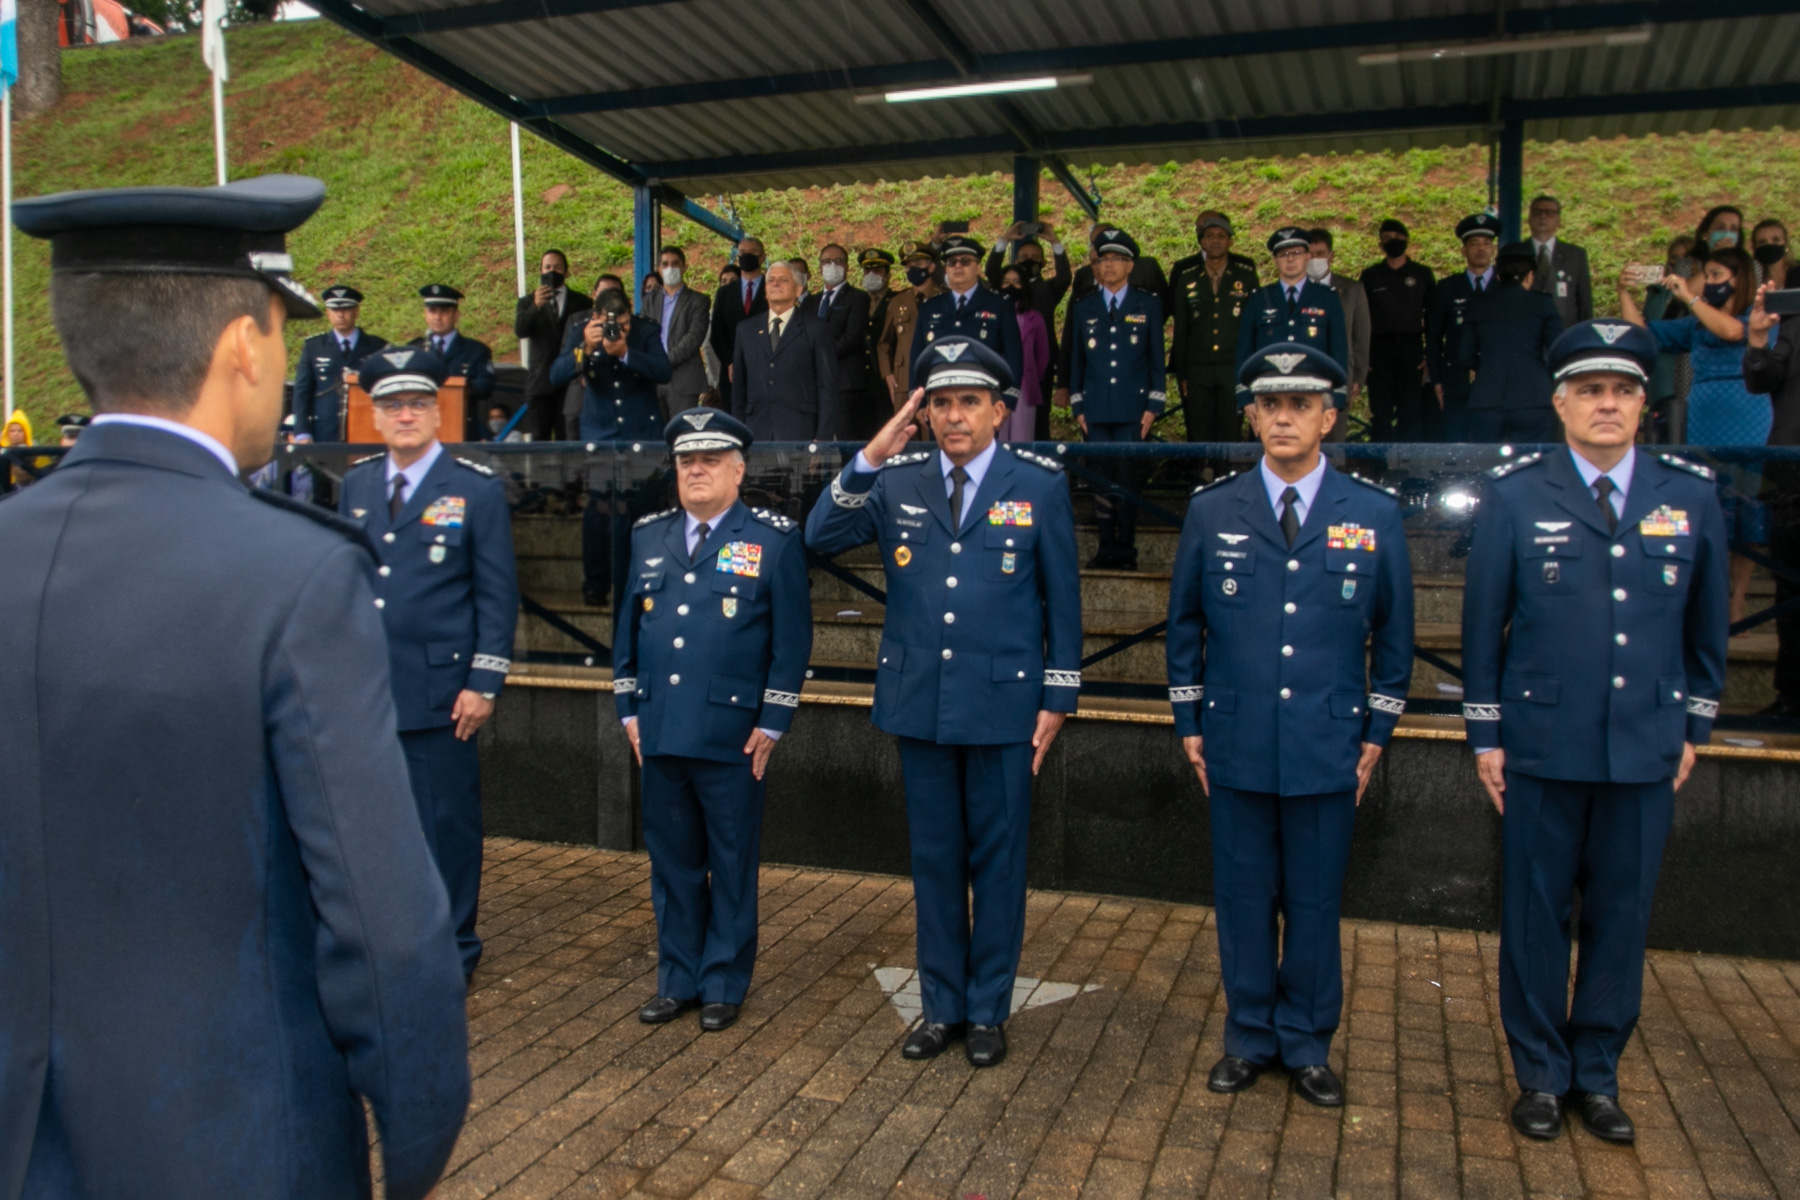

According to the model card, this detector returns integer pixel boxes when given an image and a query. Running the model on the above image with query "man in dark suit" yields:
[4,174,468,1200]
[410,283,497,441]
[513,249,590,441]
[1427,214,1502,442]
[731,261,839,441]
[1460,244,1564,443]
[1527,194,1595,330]
[802,243,875,435]
[710,235,769,414]
[652,245,712,421]
[290,284,387,442]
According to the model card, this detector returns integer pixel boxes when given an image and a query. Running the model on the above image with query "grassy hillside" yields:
[9,19,1800,434]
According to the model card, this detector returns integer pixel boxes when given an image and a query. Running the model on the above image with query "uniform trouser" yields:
[1179,363,1244,444]
[1500,772,1674,1096]
[1083,421,1142,564]
[523,389,566,442]
[1440,390,1472,443]
[897,738,1035,1027]
[1366,336,1427,441]
[1769,466,1800,700]
[399,726,484,978]
[1210,784,1357,1068]
[1468,407,1559,445]
[642,753,767,1004]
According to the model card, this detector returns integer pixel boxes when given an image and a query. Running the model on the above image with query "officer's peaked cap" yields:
[1456,213,1503,241]
[322,284,364,308]
[1548,320,1658,384]
[666,407,754,455]
[1267,226,1311,254]
[938,234,985,260]
[419,283,464,305]
[1094,228,1139,260]
[858,247,896,268]
[1237,341,1348,395]
[361,346,448,398]
[914,335,1014,393]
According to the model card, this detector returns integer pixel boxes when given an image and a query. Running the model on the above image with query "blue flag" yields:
[1,0,16,90]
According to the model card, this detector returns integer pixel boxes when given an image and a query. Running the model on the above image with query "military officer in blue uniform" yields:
[1167,342,1414,1109]
[1068,227,1167,569]
[615,409,812,1032]
[1426,213,1502,441]
[1461,320,1729,1144]
[290,284,388,442]
[409,282,498,441]
[909,234,1024,408]
[806,336,1083,1068]
[1236,227,1350,384]
[4,175,467,1199]
[340,347,520,980]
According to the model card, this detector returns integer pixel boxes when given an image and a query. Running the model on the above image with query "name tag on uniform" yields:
[989,501,1033,526]
[1327,524,1376,551]
[1640,506,1691,537]
[716,541,762,577]
[422,497,465,527]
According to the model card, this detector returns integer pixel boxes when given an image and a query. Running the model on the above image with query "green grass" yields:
[9,18,1800,436]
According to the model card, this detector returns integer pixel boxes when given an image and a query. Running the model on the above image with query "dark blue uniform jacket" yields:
[1067,286,1169,424]
[1235,280,1350,393]
[1458,285,1563,411]
[909,285,1025,402]
[291,328,388,442]
[549,315,672,442]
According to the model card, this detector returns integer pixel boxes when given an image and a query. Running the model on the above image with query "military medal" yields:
[1001,552,1016,574]
[421,496,466,527]
[1088,337,1097,349]
[1640,506,1691,537]
[429,545,446,564]
[716,541,763,577]
[643,597,654,611]
[1307,325,1318,338]
[1222,578,1238,596]
[1327,524,1376,551]
[895,545,912,567]
[988,501,1032,526]
[1664,563,1680,586]
[722,598,738,618]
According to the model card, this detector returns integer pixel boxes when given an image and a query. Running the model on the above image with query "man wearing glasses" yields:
[340,347,520,983]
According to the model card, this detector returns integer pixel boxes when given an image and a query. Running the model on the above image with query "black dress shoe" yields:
[1290,1064,1344,1108]
[1570,1090,1635,1143]
[901,1022,961,1060]
[638,995,699,1024]
[965,1024,1007,1068]
[1511,1090,1566,1140]
[699,1002,740,1031]
[1207,1054,1265,1093]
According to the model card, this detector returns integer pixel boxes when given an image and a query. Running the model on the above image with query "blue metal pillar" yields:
[1012,156,1040,227]
[673,195,743,244]
[633,181,661,315]
[1496,120,1524,244]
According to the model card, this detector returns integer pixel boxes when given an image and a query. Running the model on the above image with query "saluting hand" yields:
[864,389,923,467]
[1476,748,1506,814]
[451,689,495,741]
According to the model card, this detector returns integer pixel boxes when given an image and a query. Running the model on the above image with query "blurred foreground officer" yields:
[806,337,1081,1068]
[290,284,387,442]
[411,283,497,439]
[615,410,811,1032]
[1167,342,1413,1108]
[341,347,520,980]
[1427,214,1500,441]
[1461,320,1728,1144]
[2,176,467,1199]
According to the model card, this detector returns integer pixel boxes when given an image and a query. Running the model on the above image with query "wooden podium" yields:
[344,372,468,443]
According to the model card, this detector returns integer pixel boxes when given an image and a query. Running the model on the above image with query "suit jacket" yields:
[1457,285,1562,411]
[709,276,769,406]
[655,286,712,403]
[731,308,840,441]
[290,328,389,442]
[0,424,468,1200]
[801,284,873,391]
[1744,319,1800,445]
[1426,273,1484,399]
[1328,274,1372,387]
[513,287,592,399]
[408,331,497,439]
[1529,239,1594,329]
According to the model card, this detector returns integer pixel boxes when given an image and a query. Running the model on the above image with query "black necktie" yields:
[768,314,782,353]
[819,289,832,318]
[1594,476,1619,534]
[339,338,351,354]
[1286,287,1298,318]
[1474,276,1485,294]
[950,465,969,529]
[1280,486,1301,547]
[389,474,407,519]
[692,521,710,558]
[432,335,445,355]
[956,294,968,316]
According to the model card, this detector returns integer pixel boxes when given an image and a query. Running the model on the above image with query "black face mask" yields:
[1381,239,1408,259]
[1755,242,1789,266]
[1001,286,1025,306]
[906,265,932,287]
[737,253,762,273]
[1017,259,1042,279]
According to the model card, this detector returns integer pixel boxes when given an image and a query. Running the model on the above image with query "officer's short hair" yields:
[543,248,568,267]
[594,273,624,293]
[51,272,273,416]
[659,245,687,265]
[819,243,847,260]
[1306,228,1333,249]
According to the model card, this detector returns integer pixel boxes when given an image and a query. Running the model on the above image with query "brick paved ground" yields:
[433,839,1800,1200]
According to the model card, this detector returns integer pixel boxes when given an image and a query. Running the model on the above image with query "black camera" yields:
[594,293,628,343]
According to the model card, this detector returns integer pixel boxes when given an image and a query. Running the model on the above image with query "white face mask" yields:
[1305,257,1331,281]
[820,262,847,287]
[659,265,683,287]
[488,418,506,435]
[862,272,886,293]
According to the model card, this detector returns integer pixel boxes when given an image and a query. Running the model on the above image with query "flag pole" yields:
[211,39,226,184]
[3,85,13,423]
[510,121,527,369]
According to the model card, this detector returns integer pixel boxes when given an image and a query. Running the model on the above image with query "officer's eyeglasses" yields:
[374,398,438,414]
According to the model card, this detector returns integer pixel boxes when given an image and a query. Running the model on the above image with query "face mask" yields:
[1708,229,1738,249]
[820,263,846,287]
[906,265,932,287]
[737,253,762,273]
[1381,238,1408,259]
[660,265,683,287]
[1017,259,1042,278]
[488,417,506,435]
[1305,257,1331,281]
[1755,242,1789,267]
[1702,281,1736,307]
[1001,286,1025,306]
[1670,255,1697,279]
[862,272,886,292]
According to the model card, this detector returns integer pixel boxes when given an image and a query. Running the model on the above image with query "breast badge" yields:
[1001,552,1017,574]
[1222,577,1238,596]
[429,545,446,564]
[1327,524,1376,551]
[1640,506,1691,537]
[1342,579,1357,599]
[895,545,913,567]
[722,597,738,618]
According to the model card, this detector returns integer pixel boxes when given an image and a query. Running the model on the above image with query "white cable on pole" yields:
[211,71,226,185]
[510,121,528,369]
[202,0,228,184]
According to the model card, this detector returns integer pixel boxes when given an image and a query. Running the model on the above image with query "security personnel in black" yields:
[291,284,388,442]
[340,347,520,981]
[1358,220,1437,441]
[1459,242,1564,444]
[1167,342,1414,1109]
[615,409,812,1032]
[1461,320,1728,1144]
[806,336,1084,1070]
[910,234,1024,409]
[1237,227,1350,381]
[1426,214,1500,442]
[1068,228,1168,568]
[5,174,468,1198]
[409,283,497,440]
[1169,212,1261,443]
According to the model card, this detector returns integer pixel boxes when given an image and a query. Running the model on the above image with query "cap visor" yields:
[1249,375,1336,394]
[1554,356,1648,383]
[672,433,745,454]
[927,369,1002,390]
[370,374,441,398]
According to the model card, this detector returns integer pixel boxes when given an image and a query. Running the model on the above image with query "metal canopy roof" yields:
[308,0,1800,201]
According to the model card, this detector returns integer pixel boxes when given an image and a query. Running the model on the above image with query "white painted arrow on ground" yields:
[871,966,1100,1026]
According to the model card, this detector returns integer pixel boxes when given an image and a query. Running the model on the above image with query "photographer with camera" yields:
[551,275,673,606]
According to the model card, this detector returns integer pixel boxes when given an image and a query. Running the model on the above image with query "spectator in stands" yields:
[654,246,712,421]
[1458,243,1562,443]
[1525,194,1594,328]
[514,249,590,442]
[3,409,35,488]
[640,270,662,316]
[1643,236,1695,442]
[861,249,898,425]
[996,264,1050,443]
[1695,205,1746,263]
[1747,284,1800,716]
[56,413,90,447]
[710,237,768,415]
[731,261,839,440]
[1307,228,1368,442]
[801,243,875,435]
[988,222,1071,437]
[1426,214,1501,441]
[786,257,811,297]
[1359,219,1436,442]
[1059,222,1171,409]
[876,241,943,407]
[485,402,525,443]
[1752,219,1793,290]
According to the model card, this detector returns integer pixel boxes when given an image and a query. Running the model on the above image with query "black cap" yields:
[1378,218,1409,237]
[1267,226,1311,254]
[1093,228,1139,260]
[1548,320,1658,384]
[938,234,985,260]
[55,413,91,430]
[12,173,325,318]
[360,346,448,398]
[1455,213,1502,242]
[913,335,1014,393]
[1497,241,1537,267]
[321,285,363,309]
[858,247,896,268]
[419,283,464,306]
[665,406,754,455]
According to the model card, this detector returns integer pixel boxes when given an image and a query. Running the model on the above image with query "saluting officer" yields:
[1168,211,1261,443]
[1426,214,1501,442]
[340,348,520,980]
[410,283,498,440]
[1462,320,1729,1144]
[1167,341,1414,1108]
[1237,226,1350,378]
[291,284,388,442]
[806,336,1083,1068]
[909,234,1024,409]
[1068,227,1168,569]
[4,176,467,1198]
[615,409,812,1032]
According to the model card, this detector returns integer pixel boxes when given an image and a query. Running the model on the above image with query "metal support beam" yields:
[1012,156,1039,227]
[671,195,743,244]
[1496,119,1525,243]
[633,182,660,316]
[1046,158,1099,221]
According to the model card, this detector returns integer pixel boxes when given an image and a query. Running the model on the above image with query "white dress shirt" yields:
[384,439,443,508]
[851,438,998,499]
[1101,283,1130,312]
[1259,453,1328,525]
[90,413,240,478]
